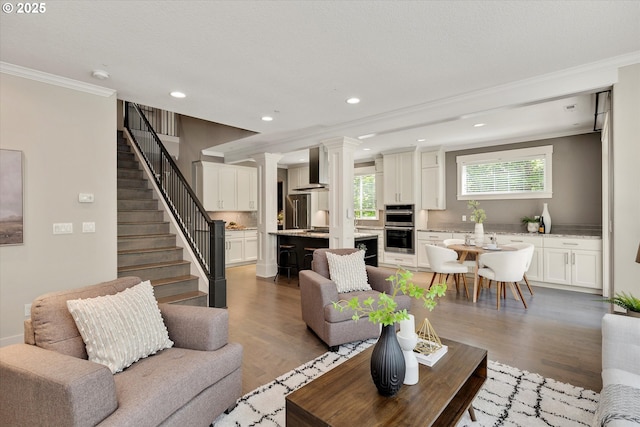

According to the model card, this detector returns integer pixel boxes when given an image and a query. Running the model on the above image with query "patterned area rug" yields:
[213,339,598,427]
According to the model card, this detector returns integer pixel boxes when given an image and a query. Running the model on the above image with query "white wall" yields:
[0,73,117,345]
[612,64,640,298]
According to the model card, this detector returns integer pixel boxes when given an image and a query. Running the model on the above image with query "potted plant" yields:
[602,292,640,317]
[333,269,447,396]
[467,200,486,245]
[521,216,540,233]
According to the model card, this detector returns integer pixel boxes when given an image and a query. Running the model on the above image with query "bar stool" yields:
[275,244,298,283]
[303,247,319,270]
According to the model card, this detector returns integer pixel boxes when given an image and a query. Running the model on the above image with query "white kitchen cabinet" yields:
[288,166,309,194]
[200,163,237,211]
[499,234,544,282]
[543,237,602,289]
[383,252,417,268]
[317,191,329,211]
[244,230,258,262]
[417,231,453,268]
[198,162,258,212]
[237,167,257,211]
[421,150,446,210]
[225,231,244,265]
[383,151,417,205]
[225,230,258,266]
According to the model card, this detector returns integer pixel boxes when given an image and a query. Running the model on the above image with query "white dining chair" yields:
[503,242,535,295]
[425,244,470,299]
[477,250,529,310]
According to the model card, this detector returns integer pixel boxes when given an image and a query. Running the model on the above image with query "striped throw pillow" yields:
[67,280,173,373]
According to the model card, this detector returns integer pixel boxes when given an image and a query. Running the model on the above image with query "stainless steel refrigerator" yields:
[285,194,310,229]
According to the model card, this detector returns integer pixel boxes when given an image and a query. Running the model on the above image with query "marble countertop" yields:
[416,228,602,239]
[269,230,378,239]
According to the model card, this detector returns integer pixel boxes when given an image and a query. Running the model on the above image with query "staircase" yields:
[116,132,207,306]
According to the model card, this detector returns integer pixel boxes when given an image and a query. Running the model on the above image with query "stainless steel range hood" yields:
[294,146,329,191]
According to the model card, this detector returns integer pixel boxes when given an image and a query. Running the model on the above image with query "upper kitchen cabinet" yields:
[383,150,418,205]
[196,162,257,212]
[288,166,310,194]
[237,167,257,211]
[421,149,446,210]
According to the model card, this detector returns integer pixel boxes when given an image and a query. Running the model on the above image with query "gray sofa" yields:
[299,248,411,350]
[595,313,640,427]
[0,277,242,427]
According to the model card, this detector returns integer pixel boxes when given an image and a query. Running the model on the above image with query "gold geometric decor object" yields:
[415,318,442,355]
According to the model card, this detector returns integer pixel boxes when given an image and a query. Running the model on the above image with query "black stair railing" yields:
[124,101,227,308]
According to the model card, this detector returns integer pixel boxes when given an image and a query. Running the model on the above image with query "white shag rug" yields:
[213,339,598,427]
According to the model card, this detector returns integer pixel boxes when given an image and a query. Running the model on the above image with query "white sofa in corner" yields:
[596,313,640,427]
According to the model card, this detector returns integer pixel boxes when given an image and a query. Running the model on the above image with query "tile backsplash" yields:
[208,211,258,228]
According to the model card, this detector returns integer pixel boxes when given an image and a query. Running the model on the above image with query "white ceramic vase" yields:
[527,222,539,233]
[541,203,551,234]
[396,332,419,385]
[474,222,484,246]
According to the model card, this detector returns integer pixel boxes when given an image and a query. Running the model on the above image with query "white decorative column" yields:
[252,153,282,278]
[322,137,361,249]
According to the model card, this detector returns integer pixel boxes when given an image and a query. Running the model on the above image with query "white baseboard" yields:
[0,334,24,347]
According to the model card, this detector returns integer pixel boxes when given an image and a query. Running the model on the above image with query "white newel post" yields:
[252,153,282,278]
[322,137,361,249]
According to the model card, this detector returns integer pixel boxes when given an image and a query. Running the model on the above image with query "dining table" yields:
[447,244,517,303]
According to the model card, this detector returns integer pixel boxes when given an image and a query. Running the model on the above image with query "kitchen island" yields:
[270,230,379,268]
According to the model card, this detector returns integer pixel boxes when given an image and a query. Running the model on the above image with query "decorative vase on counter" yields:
[397,314,419,385]
[527,222,539,233]
[370,324,405,396]
[474,222,484,246]
[541,203,552,234]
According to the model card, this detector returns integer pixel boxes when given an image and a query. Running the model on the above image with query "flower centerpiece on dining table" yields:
[468,200,486,246]
[332,268,447,396]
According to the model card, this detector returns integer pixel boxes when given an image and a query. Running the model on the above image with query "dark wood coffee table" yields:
[286,338,487,426]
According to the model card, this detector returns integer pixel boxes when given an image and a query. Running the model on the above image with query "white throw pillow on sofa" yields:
[325,250,372,293]
[67,280,173,373]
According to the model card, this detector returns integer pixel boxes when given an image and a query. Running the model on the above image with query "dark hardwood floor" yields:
[225,264,608,395]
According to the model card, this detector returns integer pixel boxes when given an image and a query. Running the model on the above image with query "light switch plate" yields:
[53,223,73,234]
[82,222,96,233]
[78,193,94,203]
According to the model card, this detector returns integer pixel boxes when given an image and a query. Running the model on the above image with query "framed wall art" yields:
[0,149,24,245]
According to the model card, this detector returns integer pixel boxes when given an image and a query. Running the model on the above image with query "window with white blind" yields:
[457,146,553,200]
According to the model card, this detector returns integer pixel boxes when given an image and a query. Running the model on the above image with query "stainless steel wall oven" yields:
[384,205,415,254]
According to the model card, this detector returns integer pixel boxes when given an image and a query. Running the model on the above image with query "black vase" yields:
[370,324,405,396]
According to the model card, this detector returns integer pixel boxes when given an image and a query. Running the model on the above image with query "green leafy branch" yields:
[467,200,486,224]
[332,268,447,327]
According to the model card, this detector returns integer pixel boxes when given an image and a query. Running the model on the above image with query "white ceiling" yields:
[1,1,639,165]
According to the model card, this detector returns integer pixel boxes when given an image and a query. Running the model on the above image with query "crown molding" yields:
[0,62,116,97]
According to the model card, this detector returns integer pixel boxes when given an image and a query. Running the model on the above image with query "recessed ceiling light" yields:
[473,123,485,127]
[417,138,426,142]
[261,116,273,122]
[91,69,110,80]
[170,91,186,98]
[363,148,371,151]
[346,97,360,105]
[358,133,376,140]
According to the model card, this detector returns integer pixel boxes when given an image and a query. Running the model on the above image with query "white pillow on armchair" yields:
[325,250,372,293]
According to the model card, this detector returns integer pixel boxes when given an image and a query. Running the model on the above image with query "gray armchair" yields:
[299,248,411,351]
[0,277,242,427]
